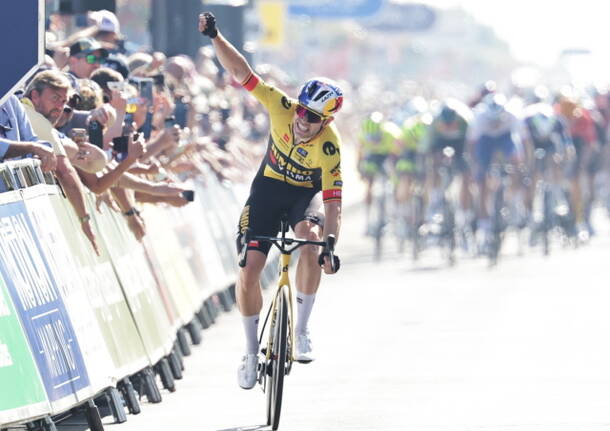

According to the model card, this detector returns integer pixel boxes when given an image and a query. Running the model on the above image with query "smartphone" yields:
[129,77,154,138]
[88,120,103,149]
[107,81,126,92]
[152,74,165,88]
[181,190,195,202]
[174,99,189,128]
[124,112,135,128]
[112,136,128,153]
[69,128,88,144]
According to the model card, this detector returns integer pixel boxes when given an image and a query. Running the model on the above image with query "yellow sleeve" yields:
[241,73,294,114]
[320,125,343,203]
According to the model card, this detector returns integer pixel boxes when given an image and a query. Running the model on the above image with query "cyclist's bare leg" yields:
[236,250,266,316]
[294,220,323,296]
[459,170,474,212]
[477,177,490,220]
[294,220,323,340]
[395,175,413,223]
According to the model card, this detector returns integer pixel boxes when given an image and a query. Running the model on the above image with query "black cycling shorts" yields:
[236,176,324,255]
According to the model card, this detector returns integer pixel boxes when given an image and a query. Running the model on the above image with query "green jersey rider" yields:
[358,111,401,231]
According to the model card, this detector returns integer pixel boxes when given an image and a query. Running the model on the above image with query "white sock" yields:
[295,293,316,335]
[242,314,260,354]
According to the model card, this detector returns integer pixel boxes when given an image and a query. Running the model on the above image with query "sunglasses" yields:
[296,105,323,124]
[82,54,105,64]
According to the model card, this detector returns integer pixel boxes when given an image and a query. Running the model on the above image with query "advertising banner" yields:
[91,199,173,363]
[197,172,240,284]
[22,187,116,398]
[0,199,89,408]
[141,205,200,325]
[0,274,49,426]
[47,194,149,377]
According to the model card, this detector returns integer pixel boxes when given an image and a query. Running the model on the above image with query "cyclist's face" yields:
[293,113,325,141]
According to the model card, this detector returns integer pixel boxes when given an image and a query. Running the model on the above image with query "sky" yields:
[416,0,610,79]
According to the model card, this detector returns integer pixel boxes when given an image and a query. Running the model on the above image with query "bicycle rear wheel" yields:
[266,288,289,430]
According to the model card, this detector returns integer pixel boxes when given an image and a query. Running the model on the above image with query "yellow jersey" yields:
[243,73,343,203]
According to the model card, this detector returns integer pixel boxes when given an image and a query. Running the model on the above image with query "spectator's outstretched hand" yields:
[126,133,146,162]
[89,105,112,126]
[95,191,120,213]
[32,143,57,172]
[81,218,100,256]
[127,214,146,242]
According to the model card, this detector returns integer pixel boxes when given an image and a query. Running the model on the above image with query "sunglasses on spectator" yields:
[296,105,324,124]
[81,54,105,64]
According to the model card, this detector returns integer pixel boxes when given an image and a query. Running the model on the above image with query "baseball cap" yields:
[69,38,109,58]
[104,54,130,79]
[91,10,121,35]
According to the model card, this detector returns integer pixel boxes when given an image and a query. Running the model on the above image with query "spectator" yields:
[0,95,56,171]
[21,70,100,254]
[68,38,109,79]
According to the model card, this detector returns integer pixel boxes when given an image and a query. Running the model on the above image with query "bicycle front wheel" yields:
[266,287,289,430]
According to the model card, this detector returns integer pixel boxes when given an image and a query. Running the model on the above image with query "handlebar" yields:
[238,229,337,272]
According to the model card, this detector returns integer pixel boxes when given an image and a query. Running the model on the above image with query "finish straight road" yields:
[66,199,610,430]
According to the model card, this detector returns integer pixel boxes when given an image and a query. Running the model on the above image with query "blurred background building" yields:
[45,0,608,100]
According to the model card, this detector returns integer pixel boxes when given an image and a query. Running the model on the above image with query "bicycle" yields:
[238,218,336,430]
[369,168,392,260]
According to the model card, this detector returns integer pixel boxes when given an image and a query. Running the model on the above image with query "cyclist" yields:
[555,94,600,237]
[394,101,431,230]
[357,111,401,232]
[427,99,474,220]
[520,100,573,214]
[198,12,342,390]
[469,93,525,242]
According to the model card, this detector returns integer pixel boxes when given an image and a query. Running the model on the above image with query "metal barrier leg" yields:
[173,341,185,370]
[167,350,184,380]
[118,377,141,415]
[204,299,218,323]
[155,358,176,393]
[217,289,233,312]
[187,319,203,345]
[27,416,57,431]
[133,367,162,404]
[177,328,192,356]
[85,400,104,431]
[106,387,128,423]
[196,307,212,329]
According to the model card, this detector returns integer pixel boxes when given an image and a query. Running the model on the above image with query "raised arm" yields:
[198,12,254,84]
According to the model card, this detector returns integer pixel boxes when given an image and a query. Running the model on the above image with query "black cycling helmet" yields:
[440,104,457,124]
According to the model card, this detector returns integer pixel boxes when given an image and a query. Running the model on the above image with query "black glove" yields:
[200,12,218,39]
[318,252,340,273]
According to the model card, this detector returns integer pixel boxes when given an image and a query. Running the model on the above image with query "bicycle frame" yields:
[265,252,296,365]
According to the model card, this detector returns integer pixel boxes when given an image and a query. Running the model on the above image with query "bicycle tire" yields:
[411,194,424,261]
[266,288,289,430]
[488,186,504,266]
[373,181,386,260]
[443,200,456,266]
[542,185,552,256]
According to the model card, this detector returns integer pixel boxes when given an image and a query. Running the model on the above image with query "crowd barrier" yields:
[0,159,270,430]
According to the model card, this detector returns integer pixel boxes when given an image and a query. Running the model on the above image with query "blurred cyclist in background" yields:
[555,93,600,238]
[199,11,342,390]
[520,94,573,225]
[427,99,474,220]
[469,93,525,242]
[357,111,401,232]
[394,99,431,226]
